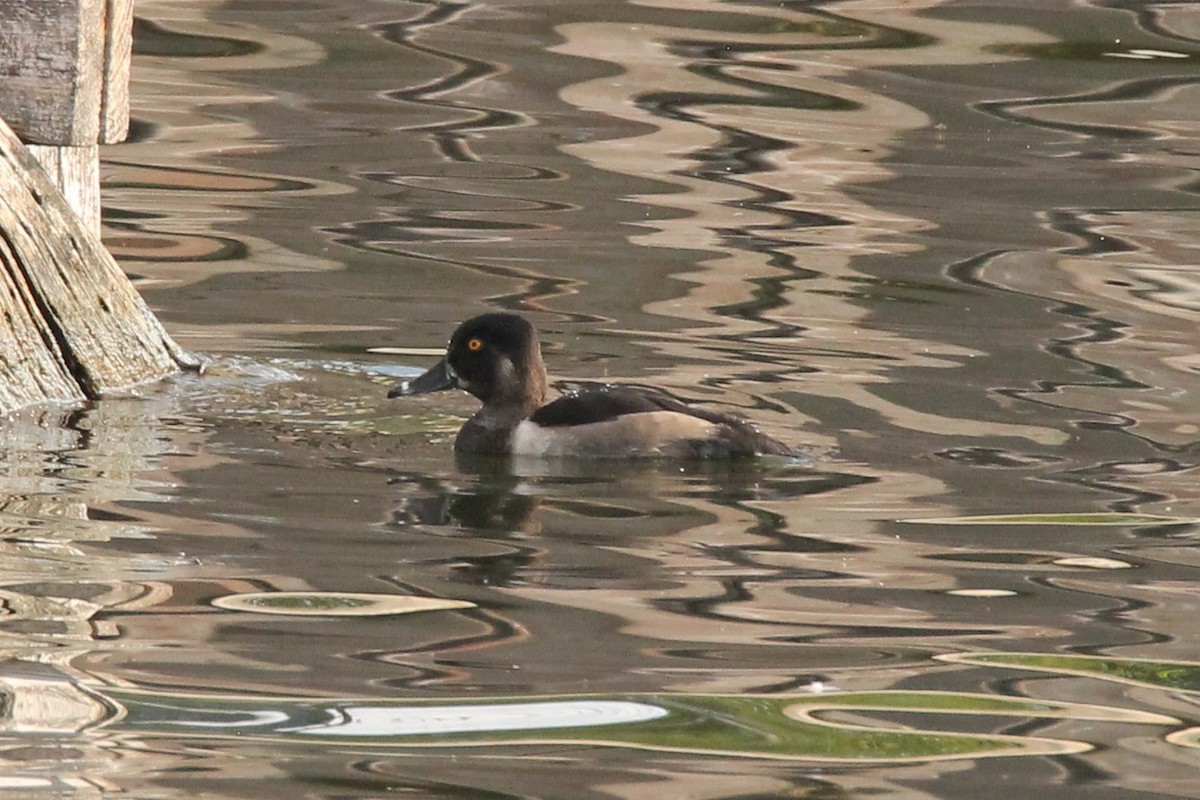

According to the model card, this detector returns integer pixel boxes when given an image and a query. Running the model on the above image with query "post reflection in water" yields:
[0,0,1196,797]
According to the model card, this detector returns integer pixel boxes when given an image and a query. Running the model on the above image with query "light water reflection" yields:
[79,684,1175,760]
[0,0,1198,797]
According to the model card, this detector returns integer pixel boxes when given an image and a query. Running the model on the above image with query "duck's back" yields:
[511,387,794,459]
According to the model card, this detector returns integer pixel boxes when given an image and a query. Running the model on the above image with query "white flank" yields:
[511,412,718,457]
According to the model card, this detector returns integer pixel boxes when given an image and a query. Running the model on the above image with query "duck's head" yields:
[388,312,548,410]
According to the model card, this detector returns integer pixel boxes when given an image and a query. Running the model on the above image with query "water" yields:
[3,0,1200,796]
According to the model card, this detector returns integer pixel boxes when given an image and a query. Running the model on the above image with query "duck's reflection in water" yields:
[389,452,868,537]
[385,453,874,594]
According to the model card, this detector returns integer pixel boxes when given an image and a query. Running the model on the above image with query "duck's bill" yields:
[387,358,458,398]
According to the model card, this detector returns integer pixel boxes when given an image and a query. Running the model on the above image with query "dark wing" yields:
[530,386,795,457]
[529,387,688,427]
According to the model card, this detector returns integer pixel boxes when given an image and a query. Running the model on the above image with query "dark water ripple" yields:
[635,50,857,325]
[977,74,1200,141]
[1045,209,1142,257]
[374,1,528,161]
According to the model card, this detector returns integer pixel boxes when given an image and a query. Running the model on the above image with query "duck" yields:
[387,312,796,459]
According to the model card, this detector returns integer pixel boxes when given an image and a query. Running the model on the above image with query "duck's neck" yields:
[521,348,548,413]
[493,343,547,417]
[456,350,548,455]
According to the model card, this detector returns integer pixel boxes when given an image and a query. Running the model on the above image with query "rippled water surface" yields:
[5,0,1200,797]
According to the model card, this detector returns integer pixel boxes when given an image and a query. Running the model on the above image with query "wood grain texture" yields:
[27,143,99,232]
[0,0,104,145]
[0,214,86,411]
[0,116,199,412]
[100,0,132,143]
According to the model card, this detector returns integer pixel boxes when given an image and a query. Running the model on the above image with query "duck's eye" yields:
[466,338,484,352]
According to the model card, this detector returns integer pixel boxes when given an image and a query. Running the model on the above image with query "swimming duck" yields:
[388,313,795,459]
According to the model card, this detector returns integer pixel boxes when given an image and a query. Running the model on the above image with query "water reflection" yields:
[80,683,1172,761]
[14,0,1193,797]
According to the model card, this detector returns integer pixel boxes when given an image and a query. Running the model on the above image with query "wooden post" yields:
[0,1,200,412]
[0,0,132,232]
[0,117,199,410]
[24,144,100,232]
[100,0,133,144]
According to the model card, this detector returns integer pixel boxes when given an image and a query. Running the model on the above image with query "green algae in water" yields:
[607,695,1017,761]
[809,692,1051,714]
[249,595,371,610]
[100,688,1164,762]
[948,653,1200,692]
[371,414,462,436]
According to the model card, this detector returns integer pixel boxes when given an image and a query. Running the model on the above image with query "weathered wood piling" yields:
[0,0,198,414]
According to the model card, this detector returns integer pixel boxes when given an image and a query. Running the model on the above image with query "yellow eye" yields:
[466,338,483,351]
